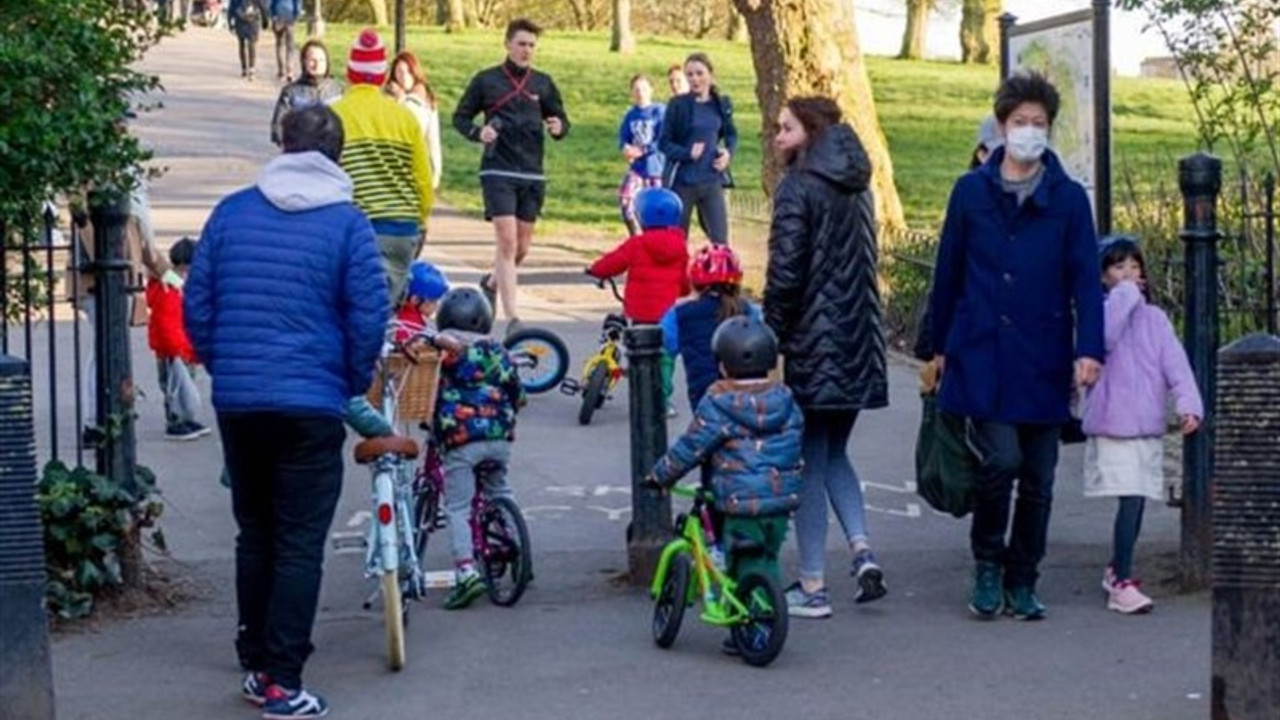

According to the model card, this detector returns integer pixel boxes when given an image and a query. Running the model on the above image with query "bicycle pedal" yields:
[330,531,367,554]
[560,379,581,395]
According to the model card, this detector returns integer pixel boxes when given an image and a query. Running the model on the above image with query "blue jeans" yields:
[969,421,1060,588]
[795,410,868,583]
[443,440,513,568]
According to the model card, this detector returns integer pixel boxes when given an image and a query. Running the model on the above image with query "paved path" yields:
[41,26,1210,720]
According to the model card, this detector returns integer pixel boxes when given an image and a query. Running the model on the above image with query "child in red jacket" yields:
[145,237,210,441]
[586,187,691,324]
[586,188,690,415]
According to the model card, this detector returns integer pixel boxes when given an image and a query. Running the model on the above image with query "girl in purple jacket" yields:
[1081,237,1204,615]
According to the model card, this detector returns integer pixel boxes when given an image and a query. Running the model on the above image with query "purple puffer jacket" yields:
[1081,281,1204,438]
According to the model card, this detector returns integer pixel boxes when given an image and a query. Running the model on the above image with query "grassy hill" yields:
[324,24,1197,234]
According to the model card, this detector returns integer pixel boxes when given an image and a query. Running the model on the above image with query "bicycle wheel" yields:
[730,572,788,668]
[479,496,532,607]
[382,570,406,671]
[578,362,609,426]
[652,553,691,649]
[412,485,438,563]
[505,327,570,394]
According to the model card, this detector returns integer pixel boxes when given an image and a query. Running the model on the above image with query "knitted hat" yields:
[347,29,388,85]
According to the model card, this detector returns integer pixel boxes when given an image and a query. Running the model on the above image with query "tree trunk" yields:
[727,6,747,42]
[732,0,907,231]
[444,0,463,30]
[366,0,389,27]
[610,0,635,52]
[898,0,929,60]
[960,0,1001,65]
[435,0,446,25]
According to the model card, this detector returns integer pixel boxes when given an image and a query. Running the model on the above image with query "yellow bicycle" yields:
[561,277,627,426]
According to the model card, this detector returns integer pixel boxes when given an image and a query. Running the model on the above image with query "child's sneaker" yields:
[241,672,270,706]
[443,571,486,610]
[784,581,832,618]
[261,685,328,719]
[1107,579,1154,614]
[1101,565,1117,593]
[165,421,209,441]
[850,549,887,604]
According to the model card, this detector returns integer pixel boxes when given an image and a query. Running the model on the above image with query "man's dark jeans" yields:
[969,421,1061,589]
[220,412,345,689]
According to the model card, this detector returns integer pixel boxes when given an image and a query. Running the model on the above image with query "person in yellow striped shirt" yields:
[330,28,433,306]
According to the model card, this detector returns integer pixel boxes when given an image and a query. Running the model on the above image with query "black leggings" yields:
[1110,496,1146,581]
[237,34,258,74]
[675,182,729,245]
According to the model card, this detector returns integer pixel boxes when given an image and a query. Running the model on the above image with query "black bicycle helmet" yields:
[712,316,778,379]
[436,287,494,334]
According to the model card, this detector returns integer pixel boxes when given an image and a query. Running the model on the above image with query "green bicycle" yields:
[649,483,789,667]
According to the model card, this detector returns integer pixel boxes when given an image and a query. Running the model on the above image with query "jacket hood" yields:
[639,227,690,264]
[800,124,871,194]
[257,151,353,212]
[706,380,796,433]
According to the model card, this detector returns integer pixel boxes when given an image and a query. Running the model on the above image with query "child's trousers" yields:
[723,515,789,586]
[443,440,513,567]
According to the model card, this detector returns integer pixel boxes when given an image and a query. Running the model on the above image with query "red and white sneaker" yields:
[1107,579,1155,614]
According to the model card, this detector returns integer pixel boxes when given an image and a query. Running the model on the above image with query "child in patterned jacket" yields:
[431,287,527,610]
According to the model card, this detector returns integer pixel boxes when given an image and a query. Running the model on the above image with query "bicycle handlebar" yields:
[589,275,625,303]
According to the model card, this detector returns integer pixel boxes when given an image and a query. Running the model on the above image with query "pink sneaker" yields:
[1107,579,1154,614]
[1101,565,1116,593]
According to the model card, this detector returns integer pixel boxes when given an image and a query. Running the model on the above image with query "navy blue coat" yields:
[184,153,389,419]
[929,148,1104,425]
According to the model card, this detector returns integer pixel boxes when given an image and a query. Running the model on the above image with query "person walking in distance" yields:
[268,0,301,81]
[453,17,570,336]
[269,40,341,147]
[616,74,665,238]
[184,105,389,718]
[228,0,267,80]
[330,29,434,307]
[929,72,1104,621]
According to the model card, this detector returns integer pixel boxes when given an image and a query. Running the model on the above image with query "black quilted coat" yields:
[763,123,888,412]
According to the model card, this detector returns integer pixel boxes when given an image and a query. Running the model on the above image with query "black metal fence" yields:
[1,208,93,468]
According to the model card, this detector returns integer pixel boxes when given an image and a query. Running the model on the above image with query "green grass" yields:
[325,24,1198,234]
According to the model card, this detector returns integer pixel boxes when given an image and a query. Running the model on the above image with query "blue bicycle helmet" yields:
[406,260,449,302]
[635,188,683,229]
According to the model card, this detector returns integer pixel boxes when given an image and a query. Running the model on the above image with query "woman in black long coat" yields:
[764,96,889,619]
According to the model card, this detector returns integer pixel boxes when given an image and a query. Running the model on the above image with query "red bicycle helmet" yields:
[689,244,743,289]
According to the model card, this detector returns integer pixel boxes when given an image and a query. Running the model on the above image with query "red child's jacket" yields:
[145,278,197,363]
[587,227,691,324]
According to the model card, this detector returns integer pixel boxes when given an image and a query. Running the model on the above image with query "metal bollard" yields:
[1211,333,1280,720]
[0,355,57,720]
[625,324,671,586]
[1179,152,1223,592]
[89,191,138,498]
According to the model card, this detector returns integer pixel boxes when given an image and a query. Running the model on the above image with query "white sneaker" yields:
[1107,579,1154,614]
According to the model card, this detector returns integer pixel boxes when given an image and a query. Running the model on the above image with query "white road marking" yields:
[862,480,918,494]
[586,505,632,522]
[346,510,371,528]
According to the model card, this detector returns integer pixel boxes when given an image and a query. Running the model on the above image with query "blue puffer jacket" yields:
[185,151,389,419]
[650,379,804,517]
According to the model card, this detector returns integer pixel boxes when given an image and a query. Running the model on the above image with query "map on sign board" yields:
[1008,12,1097,209]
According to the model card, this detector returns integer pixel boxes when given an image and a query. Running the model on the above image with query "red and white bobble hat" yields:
[347,28,388,85]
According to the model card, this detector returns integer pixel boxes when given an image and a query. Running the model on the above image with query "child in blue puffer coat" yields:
[647,316,803,588]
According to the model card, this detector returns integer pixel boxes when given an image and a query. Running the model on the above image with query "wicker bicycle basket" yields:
[366,346,441,423]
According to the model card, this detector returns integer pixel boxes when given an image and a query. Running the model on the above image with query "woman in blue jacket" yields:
[929,72,1104,621]
[657,52,737,245]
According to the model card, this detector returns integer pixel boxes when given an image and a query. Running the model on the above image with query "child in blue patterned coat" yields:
[431,288,526,610]
[647,316,803,589]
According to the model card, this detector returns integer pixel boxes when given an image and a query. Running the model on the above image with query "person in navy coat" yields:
[929,72,1105,621]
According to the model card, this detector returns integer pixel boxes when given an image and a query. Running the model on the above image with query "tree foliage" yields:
[0,0,165,222]
[1118,0,1280,176]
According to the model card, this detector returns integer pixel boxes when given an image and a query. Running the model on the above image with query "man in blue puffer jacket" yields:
[185,105,388,719]
[269,0,301,80]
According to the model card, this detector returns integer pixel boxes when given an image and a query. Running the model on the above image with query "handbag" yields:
[914,391,980,518]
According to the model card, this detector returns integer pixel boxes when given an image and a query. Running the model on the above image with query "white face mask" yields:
[1005,125,1049,163]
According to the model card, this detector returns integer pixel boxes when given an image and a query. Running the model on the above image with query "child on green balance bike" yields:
[645,316,803,667]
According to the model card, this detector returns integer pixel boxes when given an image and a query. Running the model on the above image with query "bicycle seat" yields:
[728,533,766,557]
[353,435,420,464]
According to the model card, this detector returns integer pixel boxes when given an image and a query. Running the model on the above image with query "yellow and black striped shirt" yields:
[330,85,433,224]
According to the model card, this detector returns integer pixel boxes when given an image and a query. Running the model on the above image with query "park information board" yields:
[1003,5,1113,234]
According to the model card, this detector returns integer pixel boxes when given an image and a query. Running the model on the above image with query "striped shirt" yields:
[330,85,433,224]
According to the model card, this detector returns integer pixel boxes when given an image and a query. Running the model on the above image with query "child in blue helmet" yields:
[587,187,691,414]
